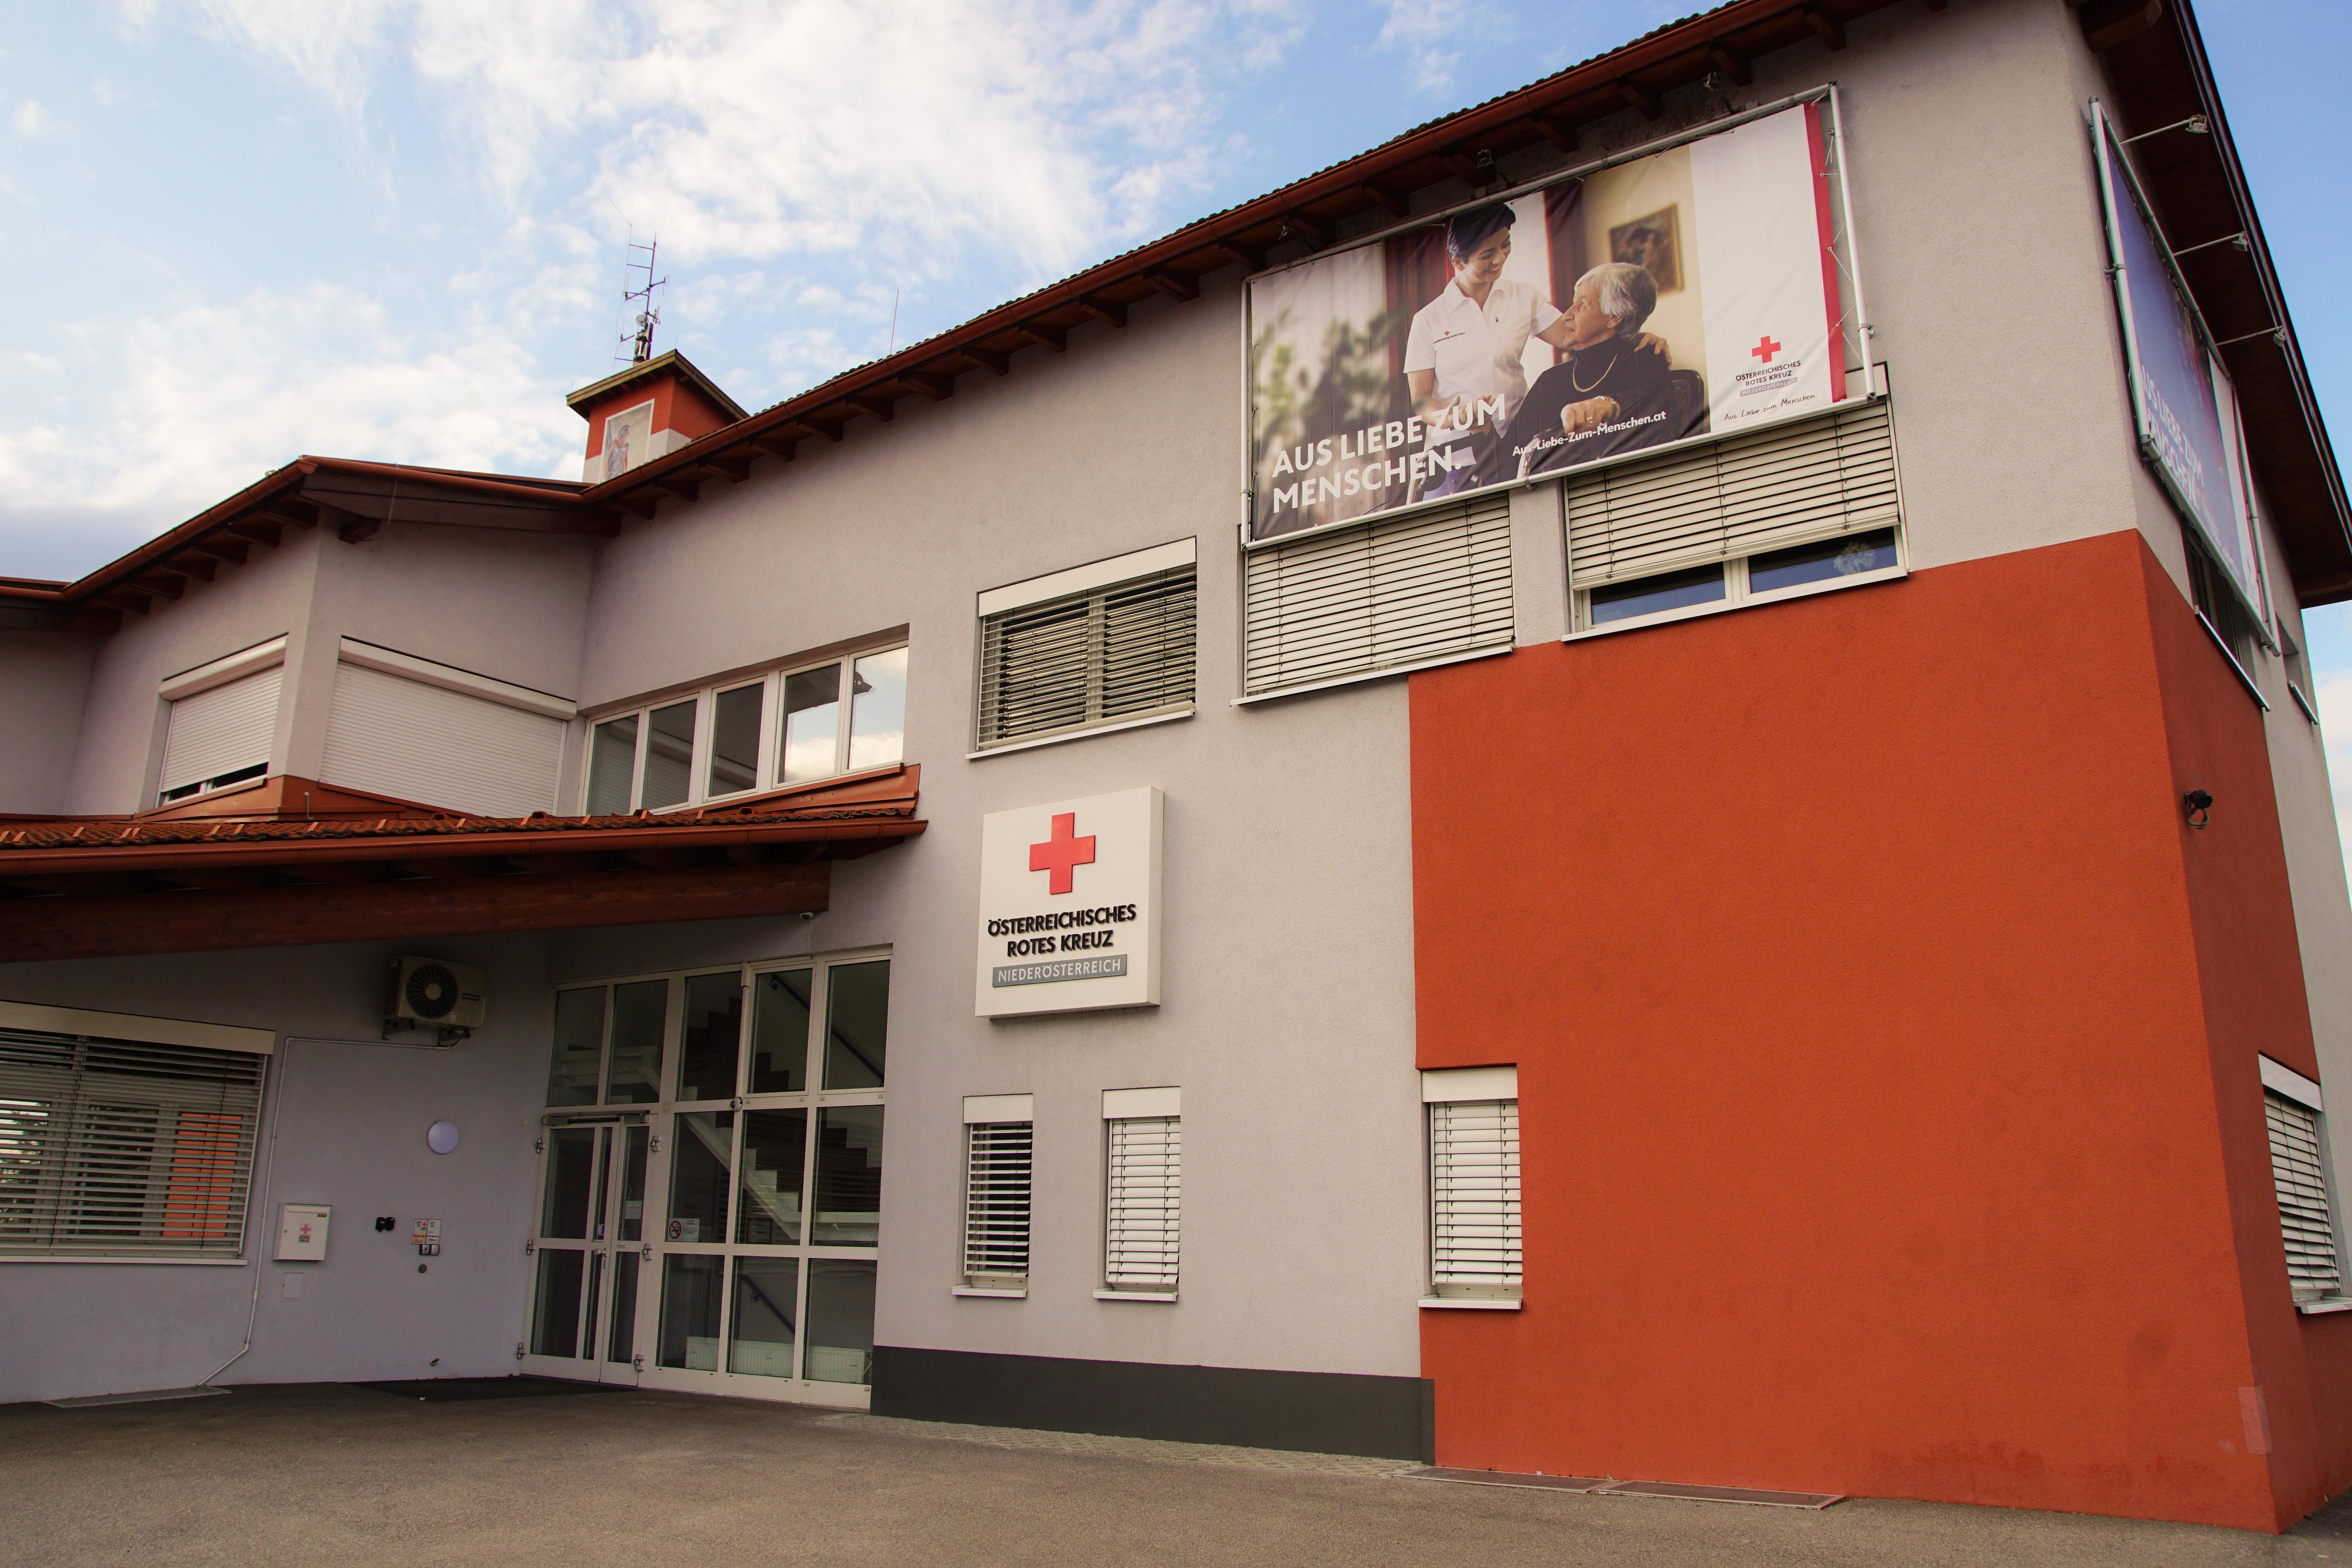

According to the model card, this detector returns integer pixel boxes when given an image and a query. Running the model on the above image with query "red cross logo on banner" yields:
[1751,335,1783,364]
[1029,812,1096,895]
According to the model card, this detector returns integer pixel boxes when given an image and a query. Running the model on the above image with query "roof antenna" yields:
[621,238,667,364]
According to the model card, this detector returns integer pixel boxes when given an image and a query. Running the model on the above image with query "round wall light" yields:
[426,1120,461,1156]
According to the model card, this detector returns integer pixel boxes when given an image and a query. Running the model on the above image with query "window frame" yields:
[577,644,907,815]
[972,539,1198,756]
[1567,524,1907,639]
[1097,1085,1180,1302]
[1420,1065,1522,1310]
[2260,1056,2352,1316]
[955,1093,1034,1298]
[0,1000,276,1265]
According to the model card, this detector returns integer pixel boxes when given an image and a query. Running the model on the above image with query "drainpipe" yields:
[198,1040,294,1388]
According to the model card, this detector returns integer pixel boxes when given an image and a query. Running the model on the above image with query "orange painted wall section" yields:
[1409,530,2347,1530]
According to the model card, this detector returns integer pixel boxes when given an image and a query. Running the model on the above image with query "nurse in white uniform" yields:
[1402,203,1663,497]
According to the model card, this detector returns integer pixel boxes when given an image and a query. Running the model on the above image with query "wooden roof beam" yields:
[703,455,753,484]
[223,521,283,548]
[1802,5,1846,49]
[964,347,1011,376]
[129,574,184,600]
[1011,322,1067,353]
[748,434,800,462]
[1210,238,1265,272]
[1143,269,1199,302]
[1617,78,1663,120]
[1707,42,1754,85]
[1076,296,1128,328]
[1357,181,1407,217]
[186,536,250,566]
[1278,212,1332,250]
[153,555,216,584]
[846,393,898,422]
[905,370,958,400]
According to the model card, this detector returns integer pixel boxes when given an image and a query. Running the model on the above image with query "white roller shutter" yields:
[1429,1098,1521,1298]
[1243,491,1513,696]
[158,666,281,795]
[1566,399,1902,586]
[2266,1091,2343,1303]
[962,1120,1033,1287]
[0,1025,269,1261]
[320,662,564,817]
[1103,1115,1180,1292]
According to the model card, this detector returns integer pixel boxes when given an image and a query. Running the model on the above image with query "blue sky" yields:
[4,0,2350,860]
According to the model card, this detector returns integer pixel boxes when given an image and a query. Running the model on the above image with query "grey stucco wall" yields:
[0,935,555,1405]
[0,630,97,815]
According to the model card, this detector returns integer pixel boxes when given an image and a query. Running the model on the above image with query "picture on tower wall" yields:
[1245,100,1856,542]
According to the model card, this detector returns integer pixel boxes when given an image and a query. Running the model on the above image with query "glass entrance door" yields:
[521,1118,648,1384]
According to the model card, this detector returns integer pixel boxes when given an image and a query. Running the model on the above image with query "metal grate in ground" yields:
[824,1412,1410,1476]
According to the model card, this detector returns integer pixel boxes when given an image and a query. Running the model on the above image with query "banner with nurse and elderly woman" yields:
[1246,100,1853,541]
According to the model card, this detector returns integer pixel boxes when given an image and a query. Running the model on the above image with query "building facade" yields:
[4,0,2350,1533]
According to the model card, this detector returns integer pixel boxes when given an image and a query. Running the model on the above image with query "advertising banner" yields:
[2093,104,2266,623]
[1247,100,1851,542]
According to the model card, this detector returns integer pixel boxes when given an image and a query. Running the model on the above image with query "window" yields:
[156,659,283,806]
[2261,1058,2345,1310]
[1243,495,1512,697]
[960,1094,1033,1294]
[976,540,1196,750]
[0,1001,273,1261]
[1422,1066,1520,1306]
[2186,529,2269,699]
[1584,528,1902,630]
[2282,626,2321,725]
[1566,399,1903,633]
[318,641,571,818]
[538,951,889,1390]
[582,645,906,814]
[1100,1086,1179,1298]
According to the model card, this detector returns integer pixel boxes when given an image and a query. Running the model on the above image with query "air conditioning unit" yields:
[388,956,487,1039]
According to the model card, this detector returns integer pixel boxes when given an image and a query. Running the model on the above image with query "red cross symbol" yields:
[1028,812,1096,895]
[1751,335,1783,364]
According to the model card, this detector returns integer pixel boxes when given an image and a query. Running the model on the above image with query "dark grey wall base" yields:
[871,1346,1435,1463]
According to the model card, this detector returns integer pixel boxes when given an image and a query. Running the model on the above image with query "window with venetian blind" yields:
[961,1094,1033,1293]
[1564,398,1904,631]
[1100,1087,1180,1298]
[1242,492,1513,697]
[976,540,1196,751]
[2262,1060,2344,1307]
[0,1002,274,1261]
[1423,1066,1520,1304]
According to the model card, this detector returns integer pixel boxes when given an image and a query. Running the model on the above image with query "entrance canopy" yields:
[0,766,923,962]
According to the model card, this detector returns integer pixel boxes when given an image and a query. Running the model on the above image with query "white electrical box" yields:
[275,1203,331,1261]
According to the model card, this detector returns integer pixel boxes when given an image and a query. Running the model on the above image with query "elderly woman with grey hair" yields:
[1504,261,1680,479]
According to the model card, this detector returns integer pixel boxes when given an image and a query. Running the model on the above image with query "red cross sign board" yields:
[976,786,1163,1017]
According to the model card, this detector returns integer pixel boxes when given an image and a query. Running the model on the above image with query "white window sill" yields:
[967,709,1192,760]
[952,1286,1027,1299]
[2298,1297,2352,1316]
[2291,682,2321,727]
[2,1254,250,1267]
[1566,563,1905,643]
[1419,1296,1521,1310]
[1094,1289,1177,1303]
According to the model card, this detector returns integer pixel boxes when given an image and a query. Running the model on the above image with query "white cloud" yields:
[12,99,55,136]
[0,283,580,568]
[1376,0,1474,96]
[173,0,1306,279]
